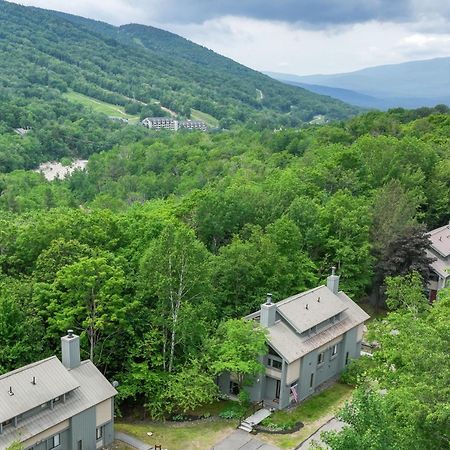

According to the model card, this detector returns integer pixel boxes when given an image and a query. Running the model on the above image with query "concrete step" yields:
[238,423,253,433]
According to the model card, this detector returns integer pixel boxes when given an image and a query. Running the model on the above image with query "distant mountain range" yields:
[266,57,450,110]
[0,0,358,126]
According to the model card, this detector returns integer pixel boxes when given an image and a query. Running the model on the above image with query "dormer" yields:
[275,269,347,336]
[0,355,80,435]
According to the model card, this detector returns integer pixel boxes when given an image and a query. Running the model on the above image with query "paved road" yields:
[296,418,345,449]
[211,430,280,450]
[115,431,153,450]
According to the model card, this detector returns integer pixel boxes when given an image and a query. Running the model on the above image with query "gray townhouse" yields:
[0,331,117,450]
[219,269,369,409]
[426,221,450,301]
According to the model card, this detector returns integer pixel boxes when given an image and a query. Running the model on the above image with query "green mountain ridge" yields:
[266,57,450,109]
[0,0,358,128]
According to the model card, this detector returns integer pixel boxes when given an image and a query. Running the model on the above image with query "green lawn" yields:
[266,383,352,428]
[259,383,353,449]
[116,386,352,450]
[191,109,219,128]
[63,91,140,123]
[115,419,235,450]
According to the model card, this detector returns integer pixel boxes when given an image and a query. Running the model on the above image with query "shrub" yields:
[340,356,374,386]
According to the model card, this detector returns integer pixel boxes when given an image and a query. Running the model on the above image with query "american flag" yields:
[290,384,298,403]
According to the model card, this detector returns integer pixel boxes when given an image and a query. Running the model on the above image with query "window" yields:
[309,373,314,388]
[78,440,83,450]
[50,434,60,449]
[317,352,325,365]
[96,427,103,441]
[229,381,239,396]
[275,380,281,399]
[345,352,350,365]
[331,313,341,324]
[268,358,282,370]
[331,344,338,357]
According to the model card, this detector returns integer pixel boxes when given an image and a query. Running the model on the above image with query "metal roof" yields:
[0,360,117,449]
[0,356,80,423]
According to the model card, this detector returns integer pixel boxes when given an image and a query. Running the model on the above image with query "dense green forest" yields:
[1,105,449,433]
[0,0,357,134]
[1,102,450,446]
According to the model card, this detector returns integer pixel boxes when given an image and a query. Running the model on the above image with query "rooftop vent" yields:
[305,304,309,310]
[317,296,321,303]
[67,329,74,338]
[8,386,14,396]
[31,376,37,385]
[266,293,273,305]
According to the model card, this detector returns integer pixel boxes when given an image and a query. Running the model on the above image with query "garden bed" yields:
[255,420,303,434]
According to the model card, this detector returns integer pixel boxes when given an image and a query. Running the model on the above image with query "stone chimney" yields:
[260,293,277,328]
[327,267,340,295]
[61,329,81,370]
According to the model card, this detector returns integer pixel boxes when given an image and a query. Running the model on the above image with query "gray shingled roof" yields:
[429,223,450,258]
[0,360,117,449]
[247,286,370,363]
[276,285,347,333]
[427,250,450,279]
[268,291,369,363]
[0,356,80,423]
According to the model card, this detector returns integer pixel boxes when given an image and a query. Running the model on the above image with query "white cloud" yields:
[168,17,450,74]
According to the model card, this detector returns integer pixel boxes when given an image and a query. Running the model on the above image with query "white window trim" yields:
[317,351,325,365]
[331,344,338,358]
[50,433,60,449]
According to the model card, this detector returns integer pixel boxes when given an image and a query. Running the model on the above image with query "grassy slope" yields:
[63,91,140,123]
[191,109,219,128]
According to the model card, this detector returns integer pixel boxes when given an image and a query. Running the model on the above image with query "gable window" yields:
[317,352,325,365]
[50,434,60,449]
[331,344,338,357]
[268,357,282,370]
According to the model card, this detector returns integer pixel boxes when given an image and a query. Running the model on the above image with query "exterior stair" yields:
[238,420,254,432]
[238,408,272,433]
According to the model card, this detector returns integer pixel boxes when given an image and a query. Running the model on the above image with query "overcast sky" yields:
[12,0,450,75]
